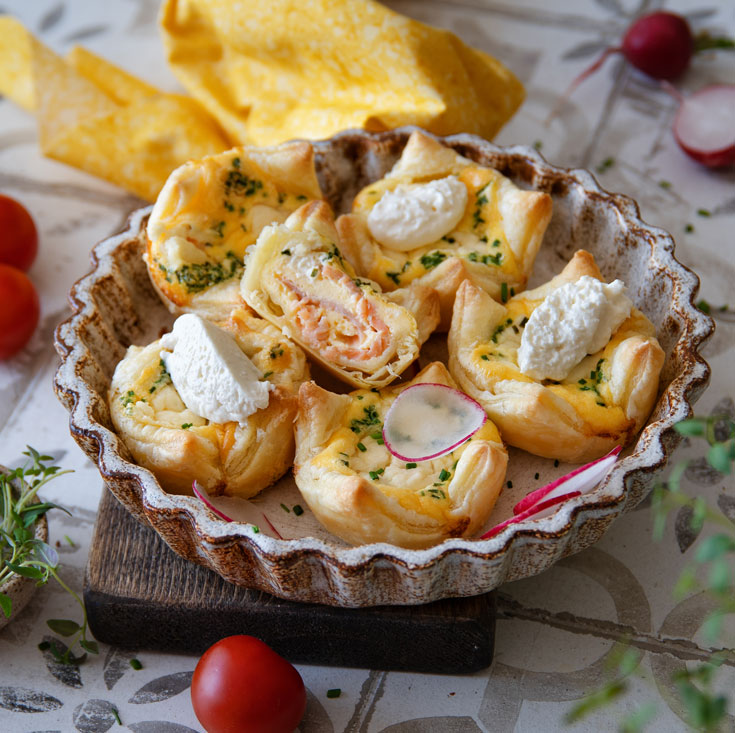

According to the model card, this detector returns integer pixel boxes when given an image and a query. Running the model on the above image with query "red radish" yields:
[480,445,622,540]
[622,12,693,80]
[549,11,694,121]
[480,491,583,540]
[382,383,486,462]
[513,445,622,515]
[193,481,235,522]
[672,85,735,168]
[192,481,284,538]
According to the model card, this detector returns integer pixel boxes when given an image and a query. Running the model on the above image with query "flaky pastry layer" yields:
[448,250,665,463]
[145,141,322,320]
[294,361,508,548]
[241,200,440,388]
[337,131,553,329]
[109,307,309,497]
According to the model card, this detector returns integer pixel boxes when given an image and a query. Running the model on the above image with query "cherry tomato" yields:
[0,264,40,360]
[191,635,306,733]
[0,195,38,271]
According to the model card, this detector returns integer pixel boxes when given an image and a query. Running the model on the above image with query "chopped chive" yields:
[327,688,341,698]
[481,354,489,361]
[357,395,364,400]
[181,423,193,430]
[438,469,451,482]
[280,503,291,513]
[697,299,711,314]
[280,249,292,256]
[261,371,273,379]
[596,156,615,173]
[697,208,711,217]
[64,535,74,547]
[129,658,143,670]
[506,480,513,488]
[406,463,417,469]
[685,223,694,233]
[500,282,509,303]
[112,708,122,725]
[293,505,304,516]
[658,180,672,189]
[357,442,367,452]
[252,525,260,533]
[533,140,543,150]
[534,472,540,480]
[554,459,560,467]
[369,468,384,480]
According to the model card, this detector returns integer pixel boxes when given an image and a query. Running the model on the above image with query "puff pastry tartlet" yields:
[109,307,309,496]
[241,200,440,388]
[145,141,322,320]
[448,250,665,463]
[337,131,553,328]
[294,362,508,548]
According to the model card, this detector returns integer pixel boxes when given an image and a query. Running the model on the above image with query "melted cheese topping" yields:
[147,149,309,303]
[470,293,645,433]
[311,389,502,521]
[353,165,524,291]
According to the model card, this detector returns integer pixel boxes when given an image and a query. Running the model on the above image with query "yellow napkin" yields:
[0,3,523,200]
[159,0,524,146]
[0,17,230,201]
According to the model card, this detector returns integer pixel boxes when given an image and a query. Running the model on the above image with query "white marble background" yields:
[0,0,733,731]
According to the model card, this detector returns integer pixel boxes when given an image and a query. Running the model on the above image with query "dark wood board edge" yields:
[85,489,496,674]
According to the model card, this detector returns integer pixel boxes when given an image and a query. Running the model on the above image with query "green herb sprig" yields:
[1,448,98,665]
[566,414,735,730]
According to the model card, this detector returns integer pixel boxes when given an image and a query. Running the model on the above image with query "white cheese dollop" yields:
[518,276,633,381]
[367,176,468,251]
[159,314,271,427]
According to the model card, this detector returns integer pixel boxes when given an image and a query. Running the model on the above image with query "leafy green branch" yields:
[0,447,98,664]
[567,414,735,731]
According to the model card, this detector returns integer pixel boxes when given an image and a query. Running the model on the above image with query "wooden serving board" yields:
[85,490,496,673]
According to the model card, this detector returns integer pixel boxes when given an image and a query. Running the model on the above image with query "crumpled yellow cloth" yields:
[160,0,524,146]
[0,3,523,201]
[0,17,230,201]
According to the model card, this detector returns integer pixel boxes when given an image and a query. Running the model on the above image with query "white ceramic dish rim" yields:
[54,128,714,574]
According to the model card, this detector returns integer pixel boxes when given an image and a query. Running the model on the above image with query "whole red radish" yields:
[621,11,693,80]
[550,11,695,120]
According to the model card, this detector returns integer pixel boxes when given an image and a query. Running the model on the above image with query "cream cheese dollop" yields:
[367,176,468,251]
[159,314,271,427]
[518,276,633,381]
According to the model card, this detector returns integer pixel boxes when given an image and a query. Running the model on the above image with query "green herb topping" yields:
[350,405,381,434]
[420,251,447,270]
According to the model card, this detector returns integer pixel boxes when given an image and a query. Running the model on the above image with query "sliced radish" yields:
[481,491,583,540]
[382,383,486,462]
[192,481,284,539]
[513,445,622,515]
[673,85,735,168]
[193,480,235,522]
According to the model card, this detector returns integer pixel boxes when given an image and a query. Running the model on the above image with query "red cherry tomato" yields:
[0,264,40,360]
[191,635,306,733]
[0,195,38,271]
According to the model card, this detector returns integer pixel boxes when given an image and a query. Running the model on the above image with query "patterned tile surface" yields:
[0,0,733,731]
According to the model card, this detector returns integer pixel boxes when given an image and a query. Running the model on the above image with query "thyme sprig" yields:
[0,448,98,665]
